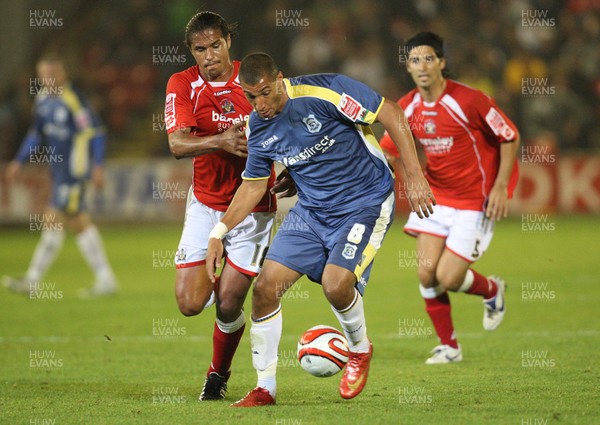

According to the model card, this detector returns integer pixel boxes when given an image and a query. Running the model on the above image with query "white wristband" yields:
[209,222,229,240]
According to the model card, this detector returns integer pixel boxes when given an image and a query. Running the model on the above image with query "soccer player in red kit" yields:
[380,32,520,364]
[165,12,292,399]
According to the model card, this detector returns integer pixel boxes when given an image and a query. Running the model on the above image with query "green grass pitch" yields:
[1,216,598,424]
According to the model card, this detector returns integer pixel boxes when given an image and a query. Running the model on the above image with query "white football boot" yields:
[483,275,506,331]
[425,344,463,364]
[2,276,31,294]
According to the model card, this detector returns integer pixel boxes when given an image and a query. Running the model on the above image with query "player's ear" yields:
[439,57,446,71]
[225,34,231,49]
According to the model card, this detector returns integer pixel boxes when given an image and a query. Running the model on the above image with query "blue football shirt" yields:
[243,74,394,215]
[15,84,106,184]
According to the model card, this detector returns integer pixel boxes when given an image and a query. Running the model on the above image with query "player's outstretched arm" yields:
[376,99,435,218]
[168,122,248,159]
[486,136,520,221]
[206,178,269,282]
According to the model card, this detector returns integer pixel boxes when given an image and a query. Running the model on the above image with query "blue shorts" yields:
[266,192,395,295]
[51,181,87,215]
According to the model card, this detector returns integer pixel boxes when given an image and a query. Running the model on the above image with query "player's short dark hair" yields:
[239,53,279,85]
[405,31,444,58]
[184,11,238,48]
[405,31,450,77]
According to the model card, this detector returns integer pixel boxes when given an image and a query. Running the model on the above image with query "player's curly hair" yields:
[405,31,451,78]
[184,11,238,48]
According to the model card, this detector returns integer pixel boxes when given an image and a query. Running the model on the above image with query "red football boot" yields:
[230,387,276,407]
[339,340,373,399]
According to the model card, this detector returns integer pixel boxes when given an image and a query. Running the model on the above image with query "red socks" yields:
[424,293,458,349]
[465,269,498,299]
[208,321,245,378]
[421,269,497,349]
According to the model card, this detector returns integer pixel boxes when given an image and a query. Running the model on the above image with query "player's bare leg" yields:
[3,207,65,294]
[175,265,214,316]
[176,266,214,395]
[321,264,372,399]
[231,260,301,407]
[199,263,252,400]
[71,212,118,298]
[415,234,462,364]
[436,251,505,331]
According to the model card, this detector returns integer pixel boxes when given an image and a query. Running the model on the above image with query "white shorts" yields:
[175,187,275,276]
[404,204,494,263]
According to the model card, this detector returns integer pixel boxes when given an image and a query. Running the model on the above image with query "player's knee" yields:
[176,297,204,317]
[252,277,278,312]
[418,265,438,287]
[217,295,243,320]
[436,271,463,291]
[321,280,349,309]
[175,283,207,317]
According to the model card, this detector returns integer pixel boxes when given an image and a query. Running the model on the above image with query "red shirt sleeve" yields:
[379,130,398,157]
[379,96,412,158]
[470,90,520,199]
[472,93,519,144]
[165,73,195,134]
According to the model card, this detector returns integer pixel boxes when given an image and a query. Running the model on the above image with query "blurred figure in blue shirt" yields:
[3,54,117,298]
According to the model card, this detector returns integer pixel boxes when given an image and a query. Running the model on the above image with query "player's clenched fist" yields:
[220,121,248,157]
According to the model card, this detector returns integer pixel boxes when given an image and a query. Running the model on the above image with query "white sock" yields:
[331,290,370,353]
[457,270,474,292]
[251,305,282,397]
[216,311,245,333]
[76,225,116,288]
[25,230,65,282]
[419,284,446,299]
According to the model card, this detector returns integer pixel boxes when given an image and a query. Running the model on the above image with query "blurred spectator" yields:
[1,0,597,159]
[288,23,332,75]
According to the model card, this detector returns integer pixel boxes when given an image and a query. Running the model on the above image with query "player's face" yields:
[188,28,232,82]
[241,72,287,120]
[406,45,446,89]
[36,60,67,88]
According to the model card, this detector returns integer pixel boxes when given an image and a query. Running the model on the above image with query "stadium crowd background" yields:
[0,0,598,164]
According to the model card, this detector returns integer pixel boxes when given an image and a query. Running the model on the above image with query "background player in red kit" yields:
[380,32,520,364]
[165,12,293,400]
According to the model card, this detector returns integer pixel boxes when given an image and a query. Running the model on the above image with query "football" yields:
[297,325,349,377]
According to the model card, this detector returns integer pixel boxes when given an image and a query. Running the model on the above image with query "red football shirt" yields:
[165,61,276,212]
[380,80,519,211]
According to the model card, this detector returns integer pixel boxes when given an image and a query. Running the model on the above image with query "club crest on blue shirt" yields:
[220,98,235,114]
[302,114,322,133]
[425,119,436,134]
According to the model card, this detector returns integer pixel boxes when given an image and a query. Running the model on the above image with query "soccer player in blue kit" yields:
[3,55,117,298]
[206,53,435,406]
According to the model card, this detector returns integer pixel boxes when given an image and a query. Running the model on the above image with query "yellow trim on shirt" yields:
[284,79,383,125]
[61,85,94,178]
[242,175,270,181]
[354,243,377,281]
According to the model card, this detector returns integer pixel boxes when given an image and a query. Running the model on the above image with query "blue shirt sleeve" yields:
[15,104,44,163]
[242,118,273,180]
[15,129,42,163]
[90,129,107,165]
[328,74,384,126]
[76,88,107,166]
